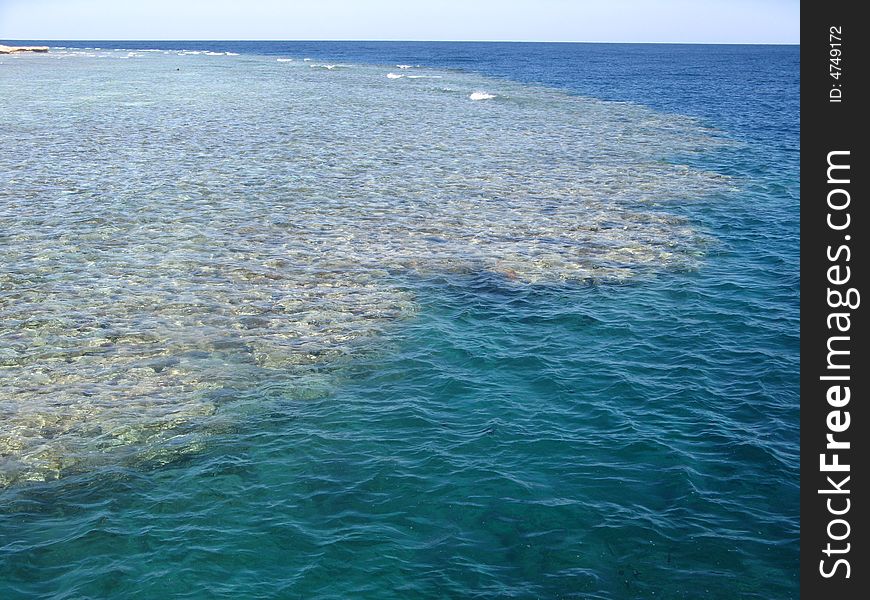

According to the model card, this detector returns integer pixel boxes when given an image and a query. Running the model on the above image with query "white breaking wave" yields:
[469,91,496,101]
[387,73,441,80]
[277,58,293,62]
[397,64,413,69]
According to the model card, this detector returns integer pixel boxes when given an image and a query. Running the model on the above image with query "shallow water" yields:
[0,42,798,598]
[1,48,730,484]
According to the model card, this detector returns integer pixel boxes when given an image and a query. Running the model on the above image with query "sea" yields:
[0,41,799,598]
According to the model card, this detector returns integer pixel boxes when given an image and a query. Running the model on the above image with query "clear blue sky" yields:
[1,0,799,43]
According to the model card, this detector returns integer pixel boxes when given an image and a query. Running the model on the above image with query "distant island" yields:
[0,45,49,54]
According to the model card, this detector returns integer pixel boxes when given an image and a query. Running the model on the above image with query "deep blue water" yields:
[0,42,799,598]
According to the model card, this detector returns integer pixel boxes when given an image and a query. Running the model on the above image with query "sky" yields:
[0,0,799,43]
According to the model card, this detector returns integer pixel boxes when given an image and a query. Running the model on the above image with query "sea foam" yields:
[469,91,496,100]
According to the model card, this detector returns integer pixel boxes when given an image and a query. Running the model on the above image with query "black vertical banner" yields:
[801,2,867,597]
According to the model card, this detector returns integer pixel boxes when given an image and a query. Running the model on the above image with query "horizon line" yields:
[1,38,800,46]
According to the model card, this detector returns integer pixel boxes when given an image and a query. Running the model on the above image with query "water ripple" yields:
[1,50,732,485]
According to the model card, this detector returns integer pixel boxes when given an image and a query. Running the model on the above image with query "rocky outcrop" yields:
[0,45,50,54]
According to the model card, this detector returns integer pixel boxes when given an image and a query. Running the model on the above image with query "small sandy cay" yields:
[0,45,49,54]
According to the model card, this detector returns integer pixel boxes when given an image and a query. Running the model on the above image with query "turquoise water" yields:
[0,43,798,598]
